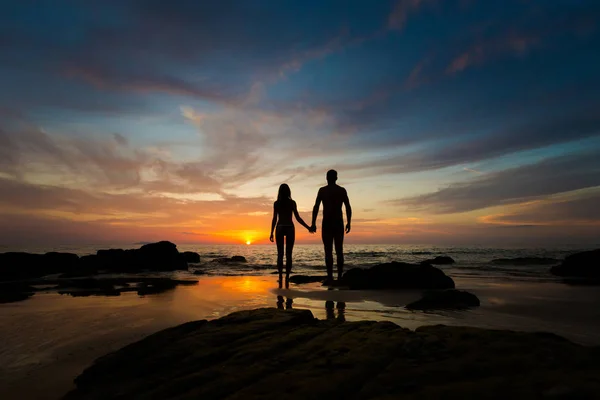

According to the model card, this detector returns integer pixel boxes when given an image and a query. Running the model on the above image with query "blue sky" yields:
[0,0,599,245]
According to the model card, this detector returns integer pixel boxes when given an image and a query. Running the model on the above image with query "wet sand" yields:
[1,275,600,399]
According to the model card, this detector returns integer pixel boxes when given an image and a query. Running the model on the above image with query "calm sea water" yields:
[2,243,597,282]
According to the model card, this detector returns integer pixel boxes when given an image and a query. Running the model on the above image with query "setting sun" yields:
[246,240,251,245]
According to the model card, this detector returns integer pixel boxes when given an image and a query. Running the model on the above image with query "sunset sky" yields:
[1,0,599,246]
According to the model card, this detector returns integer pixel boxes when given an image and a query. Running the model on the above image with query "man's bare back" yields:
[318,184,347,224]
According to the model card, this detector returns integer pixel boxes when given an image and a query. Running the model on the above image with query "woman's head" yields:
[277,183,291,201]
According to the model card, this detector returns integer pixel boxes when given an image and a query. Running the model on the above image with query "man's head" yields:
[326,169,337,184]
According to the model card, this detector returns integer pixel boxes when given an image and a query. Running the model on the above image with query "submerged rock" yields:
[0,282,36,303]
[551,249,600,278]
[212,256,247,263]
[182,251,200,263]
[491,257,559,266]
[424,256,455,265]
[406,289,480,310]
[288,275,328,284]
[0,291,35,303]
[342,262,455,290]
[65,308,600,400]
[57,278,198,298]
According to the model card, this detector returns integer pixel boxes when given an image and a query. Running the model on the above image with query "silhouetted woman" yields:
[270,184,312,284]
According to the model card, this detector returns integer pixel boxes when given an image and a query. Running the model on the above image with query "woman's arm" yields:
[270,202,278,242]
[293,201,312,232]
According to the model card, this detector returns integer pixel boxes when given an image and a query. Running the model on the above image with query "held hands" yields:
[345,223,351,234]
[308,224,317,234]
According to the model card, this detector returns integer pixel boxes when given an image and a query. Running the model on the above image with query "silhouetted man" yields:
[311,170,352,283]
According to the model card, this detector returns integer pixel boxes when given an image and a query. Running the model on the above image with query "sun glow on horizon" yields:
[246,240,251,245]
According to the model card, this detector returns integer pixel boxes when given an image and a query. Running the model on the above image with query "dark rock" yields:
[137,278,197,295]
[424,256,455,265]
[135,278,197,295]
[551,249,600,278]
[59,289,121,297]
[138,241,188,271]
[492,257,559,266]
[0,251,84,280]
[78,255,100,271]
[57,278,116,291]
[0,291,34,303]
[406,289,480,310]
[0,282,36,303]
[44,251,80,268]
[56,278,119,297]
[342,262,455,290]
[136,280,178,295]
[92,241,188,272]
[193,270,206,275]
[0,252,42,280]
[57,278,198,297]
[65,308,600,400]
[288,275,328,284]
[560,277,600,286]
[182,251,200,263]
[58,268,97,278]
[0,242,188,281]
[212,256,247,263]
[59,254,98,277]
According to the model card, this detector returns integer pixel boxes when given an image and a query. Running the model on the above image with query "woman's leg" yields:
[285,226,296,278]
[275,226,285,277]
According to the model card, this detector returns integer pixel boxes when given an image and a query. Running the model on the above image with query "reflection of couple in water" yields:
[276,296,345,321]
[270,169,352,286]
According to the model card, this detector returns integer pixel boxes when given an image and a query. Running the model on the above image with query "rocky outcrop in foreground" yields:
[551,249,600,279]
[342,262,455,289]
[65,308,600,400]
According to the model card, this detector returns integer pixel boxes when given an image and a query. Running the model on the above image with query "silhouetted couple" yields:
[270,170,352,286]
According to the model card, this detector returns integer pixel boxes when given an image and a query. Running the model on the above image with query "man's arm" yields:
[311,188,322,230]
[343,189,352,234]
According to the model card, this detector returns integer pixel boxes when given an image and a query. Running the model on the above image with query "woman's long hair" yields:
[277,183,292,203]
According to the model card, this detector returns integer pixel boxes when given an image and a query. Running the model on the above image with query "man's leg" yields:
[333,223,345,280]
[322,226,334,280]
